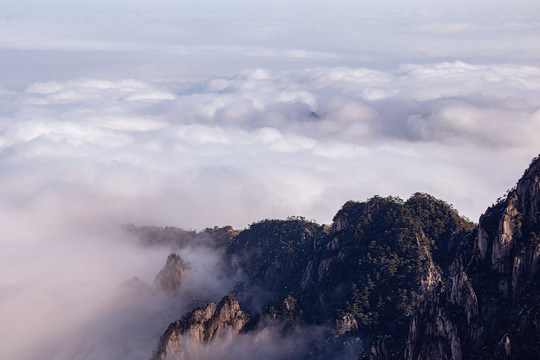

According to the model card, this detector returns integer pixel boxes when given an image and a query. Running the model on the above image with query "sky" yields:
[1,1,540,359]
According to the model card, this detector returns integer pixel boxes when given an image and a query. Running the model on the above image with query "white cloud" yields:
[1,64,538,237]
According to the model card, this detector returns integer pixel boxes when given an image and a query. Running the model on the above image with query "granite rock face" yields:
[155,254,190,293]
[151,295,249,360]
[405,156,540,360]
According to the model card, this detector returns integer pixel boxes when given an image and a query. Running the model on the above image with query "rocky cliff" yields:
[151,295,249,360]
[155,254,190,293]
[405,155,540,360]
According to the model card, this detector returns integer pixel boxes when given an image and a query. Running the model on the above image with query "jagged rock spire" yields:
[151,295,249,360]
[155,253,190,293]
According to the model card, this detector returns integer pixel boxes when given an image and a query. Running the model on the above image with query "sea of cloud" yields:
[2,63,539,230]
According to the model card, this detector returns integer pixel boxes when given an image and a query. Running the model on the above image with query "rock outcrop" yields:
[369,337,392,360]
[155,254,190,293]
[151,295,249,360]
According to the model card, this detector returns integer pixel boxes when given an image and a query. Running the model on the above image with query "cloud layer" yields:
[2,63,539,236]
[1,70,539,359]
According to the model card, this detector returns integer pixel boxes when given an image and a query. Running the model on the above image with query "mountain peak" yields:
[155,253,190,293]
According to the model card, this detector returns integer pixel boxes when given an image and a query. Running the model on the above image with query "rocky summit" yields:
[155,254,190,293]
[133,155,540,360]
[151,295,249,360]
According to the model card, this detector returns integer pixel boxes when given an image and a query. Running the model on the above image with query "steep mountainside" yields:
[226,217,328,311]
[404,156,540,360]
[301,194,473,341]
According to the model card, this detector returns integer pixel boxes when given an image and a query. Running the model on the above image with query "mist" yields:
[1,0,539,359]
[2,226,240,360]
[155,325,361,360]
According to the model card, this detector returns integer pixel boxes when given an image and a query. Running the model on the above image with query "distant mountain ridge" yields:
[129,155,540,360]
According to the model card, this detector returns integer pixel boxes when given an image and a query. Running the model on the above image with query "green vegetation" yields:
[240,217,320,255]
[226,193,473,341]
[406,192,475,271]
[227,217,323,297]
[333,196,428,335]
[327,194,473,336]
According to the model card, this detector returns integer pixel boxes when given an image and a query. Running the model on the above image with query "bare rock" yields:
[370,338,392,360]
[155,254,190,293]
[151,295,249,360]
